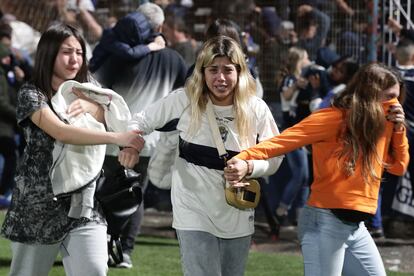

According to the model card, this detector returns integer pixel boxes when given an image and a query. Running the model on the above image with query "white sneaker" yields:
[117,253,133,269]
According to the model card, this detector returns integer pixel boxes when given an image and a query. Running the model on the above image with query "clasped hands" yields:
[224,158,251,187]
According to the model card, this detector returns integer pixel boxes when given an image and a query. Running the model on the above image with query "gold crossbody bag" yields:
[205,99,260,209]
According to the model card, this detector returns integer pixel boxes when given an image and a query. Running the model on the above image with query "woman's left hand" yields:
[387,103,405,131]
[67,88,104,121]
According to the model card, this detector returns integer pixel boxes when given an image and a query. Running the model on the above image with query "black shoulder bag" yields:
[95,167,143,265]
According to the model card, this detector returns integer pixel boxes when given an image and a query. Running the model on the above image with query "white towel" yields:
[50,80,132,218]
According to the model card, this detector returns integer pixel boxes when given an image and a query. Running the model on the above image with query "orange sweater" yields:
[236,99,409,214]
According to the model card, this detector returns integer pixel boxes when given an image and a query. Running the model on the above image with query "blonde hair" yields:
[185,36,256,145]
[276,47,307,89]
[333,63,405,181]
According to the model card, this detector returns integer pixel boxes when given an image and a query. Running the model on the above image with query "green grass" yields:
[0,211,413,276]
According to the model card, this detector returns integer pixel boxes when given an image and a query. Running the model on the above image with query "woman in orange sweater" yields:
[224,63,409,276]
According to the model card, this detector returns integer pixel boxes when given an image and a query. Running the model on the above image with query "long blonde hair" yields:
[185,36,256,145]
[275,47,307,89]
[332,63,405,181]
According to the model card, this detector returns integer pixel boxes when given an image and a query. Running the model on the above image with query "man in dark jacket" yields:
[89,9,165,73]
[92,2,187,269]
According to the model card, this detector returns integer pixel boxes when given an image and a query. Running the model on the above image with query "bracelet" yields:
[244,160,252,176]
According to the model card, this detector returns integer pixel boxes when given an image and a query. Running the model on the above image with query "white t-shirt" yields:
[129,88,282,238]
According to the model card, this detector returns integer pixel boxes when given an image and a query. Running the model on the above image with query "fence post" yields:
[367,0,379,62]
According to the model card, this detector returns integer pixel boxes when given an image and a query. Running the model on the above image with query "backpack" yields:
[95,167,143,264]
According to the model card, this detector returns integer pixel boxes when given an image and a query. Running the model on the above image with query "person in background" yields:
[59,0,103,45]
[0,12,40,64]
[272,47,311,225]
[92,2,187,269]
[0,22,32,84]
[0,22,32,205]
[0,23,143,276]
[310,55,359,111]
[295,4,330,61]
[119,36,283,276]
[0,42,15,209]
[395,39,414,191]
[225,63,409,276]
[162,13,196,67]
[89,9,165,74]
[388,17,414,44]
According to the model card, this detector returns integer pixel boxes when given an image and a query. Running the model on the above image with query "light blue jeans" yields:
[176,230,251,276]
[298,206,386,276]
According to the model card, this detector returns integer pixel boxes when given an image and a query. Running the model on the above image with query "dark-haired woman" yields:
[1,23,143,276]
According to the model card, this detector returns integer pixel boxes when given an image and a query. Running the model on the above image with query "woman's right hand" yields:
[115,130,145,151]
[387,103,406,131]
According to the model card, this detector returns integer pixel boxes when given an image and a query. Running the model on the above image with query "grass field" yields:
[0,211,413,276]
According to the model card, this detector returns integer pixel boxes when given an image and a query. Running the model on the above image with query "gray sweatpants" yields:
[9,223,108,276]
[176,229,251,276]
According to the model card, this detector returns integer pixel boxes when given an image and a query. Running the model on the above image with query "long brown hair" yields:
[332,63,405,181]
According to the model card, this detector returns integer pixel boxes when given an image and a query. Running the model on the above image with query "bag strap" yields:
[206,98,233,189]
[205,98,228,159]
[108,235,124,264]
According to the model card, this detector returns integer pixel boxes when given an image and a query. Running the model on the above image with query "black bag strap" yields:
[108,235,124,264]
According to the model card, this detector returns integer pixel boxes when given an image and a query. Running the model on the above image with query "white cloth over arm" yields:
[50,80,131,218]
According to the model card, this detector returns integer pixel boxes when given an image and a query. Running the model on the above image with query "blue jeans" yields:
[370,184,383,229]
[298,206,386,276]
[268,148,309,211]
[407,125,414,191]
[176,230,251,276]
[281,148,309,208]
[0,137,17,195]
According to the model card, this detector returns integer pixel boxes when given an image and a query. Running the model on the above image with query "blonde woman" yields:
[276,47,311,128]
[119,36,283,276]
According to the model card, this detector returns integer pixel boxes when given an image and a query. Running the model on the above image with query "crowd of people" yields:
[0,0,413,275]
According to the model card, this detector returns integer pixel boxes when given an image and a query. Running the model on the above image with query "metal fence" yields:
[1,0,413,99]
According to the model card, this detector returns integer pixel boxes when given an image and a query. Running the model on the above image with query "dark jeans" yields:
[102,155,149,254]
[268,148,310,210]
[280,148,309,208]
[370,172,401,228]
[407,125,414,191]
[0,136,17,195]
